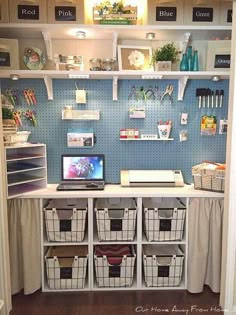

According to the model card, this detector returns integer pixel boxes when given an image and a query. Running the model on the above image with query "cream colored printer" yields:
[120,170,184,187]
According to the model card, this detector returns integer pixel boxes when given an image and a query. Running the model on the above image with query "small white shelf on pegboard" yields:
[120,138,174,141]
[62,110,100,120]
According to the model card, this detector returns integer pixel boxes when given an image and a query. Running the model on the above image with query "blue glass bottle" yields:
[187,46,193,71]
[192,50,199,71]
[180,53,188,71]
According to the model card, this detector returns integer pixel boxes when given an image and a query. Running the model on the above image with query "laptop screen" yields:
[61,154,105,181]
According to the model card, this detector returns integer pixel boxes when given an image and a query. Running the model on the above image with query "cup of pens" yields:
[157,120,172,139]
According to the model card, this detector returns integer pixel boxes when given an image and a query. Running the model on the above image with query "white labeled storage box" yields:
[0,39,19,70]
[47,0,84,24]
[206,40,231,71]
[94,245,136,288]
[192,162,225,192]
[44,199,87,242]
[184,0,220,25]
[95,198,137,241]
[220,0,232,25]
[45,246,88,289]
[143,244,184,287]
[143,198,186,241]
[0,0,9,23]
[9,0,47,23]
[148,0,184,25]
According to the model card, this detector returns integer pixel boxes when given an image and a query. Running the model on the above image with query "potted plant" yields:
[151,42,181,71]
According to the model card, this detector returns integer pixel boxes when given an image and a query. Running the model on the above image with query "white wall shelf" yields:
[120,138,174,141]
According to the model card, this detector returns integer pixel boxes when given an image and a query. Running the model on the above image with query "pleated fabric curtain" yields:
[187,198,224,293]
[7,199,41,295]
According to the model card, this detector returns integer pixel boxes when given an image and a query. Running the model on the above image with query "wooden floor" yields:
[10,286,223,315]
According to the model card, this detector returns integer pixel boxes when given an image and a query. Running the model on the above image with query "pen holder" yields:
[158,125,171,139]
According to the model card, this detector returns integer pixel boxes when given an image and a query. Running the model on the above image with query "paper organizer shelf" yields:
[62,110,100,120]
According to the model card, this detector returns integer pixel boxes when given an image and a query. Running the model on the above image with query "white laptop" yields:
[57,154,105,191]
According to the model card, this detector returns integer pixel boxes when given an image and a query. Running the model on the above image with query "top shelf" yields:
[0,23,232,41]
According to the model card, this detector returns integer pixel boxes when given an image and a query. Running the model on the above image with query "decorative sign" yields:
[214,54,231,69]
[156,7,177,22]
[55,6,76,21]
[18,5,39,20]
[0,52,10,67]
[111,219,122,231]
[192,7,213,22]
[227,10,232,23]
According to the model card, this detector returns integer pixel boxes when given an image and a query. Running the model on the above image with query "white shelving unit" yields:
[4,143,47,199]
[41,195,188,292]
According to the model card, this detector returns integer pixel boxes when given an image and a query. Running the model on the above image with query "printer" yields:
[120,170,184,187]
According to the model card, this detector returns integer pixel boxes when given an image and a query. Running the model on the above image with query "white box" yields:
[143,198,186,241]
[0,38,19,70]
[44,199,87,242]
[184,0,220,25]
[94,245,136,287]
[47,0,84,24]
[0,0,9,23]
[9,0,47,23]
[129,108,146,119]
[219,0,232,25]
[148,0,184,25]
[95,198,137,241]
[45,246,88,289]
[206,40,231,71]
[143,244,184,287]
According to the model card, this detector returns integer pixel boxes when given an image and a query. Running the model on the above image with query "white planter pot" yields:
[155,61,172,71]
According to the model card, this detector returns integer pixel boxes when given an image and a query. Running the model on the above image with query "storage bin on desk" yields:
[45,246,88,289]
[143,244,184,287]
[193,174,224,192]
[94,245,136,288]
[143,198,186,241]
[95,198,137,241]
[44,199,87,242]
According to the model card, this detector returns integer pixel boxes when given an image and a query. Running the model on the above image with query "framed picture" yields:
[206,40,231,71]
[118,45,153,71]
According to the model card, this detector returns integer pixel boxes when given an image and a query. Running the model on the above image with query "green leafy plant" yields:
[2,107,14,120]
[151,43,181,65]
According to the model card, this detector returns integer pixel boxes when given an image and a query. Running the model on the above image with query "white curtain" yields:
[187,198,224,293]
[7,199,41,295]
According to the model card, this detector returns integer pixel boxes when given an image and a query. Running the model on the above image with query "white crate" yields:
[0,0,9,23]
[9,0,47,23]
[94,245,136,287]
[95,198,137,241]
[44,199,87,242]
[47,0,84,24]
[45,246,88,289]
[0,38,19,70]
[143,198,186,241]
[143,244,184,287]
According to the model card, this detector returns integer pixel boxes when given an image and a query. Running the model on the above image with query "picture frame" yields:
[118,45,153,71]
[67,128,94,148]
[206,40,231,71]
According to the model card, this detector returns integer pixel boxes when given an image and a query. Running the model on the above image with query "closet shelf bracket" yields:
[113,76,118,101]
[112,32,118,61]
[178,75,189,101]
[44,76,53,100]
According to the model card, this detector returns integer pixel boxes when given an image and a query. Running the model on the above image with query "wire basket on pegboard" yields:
[94,244,136,287]
[143,244,184,287]
[95,198,137,241]
[45,245,88,289]
[44,199,87,242]
[143,198,186,241]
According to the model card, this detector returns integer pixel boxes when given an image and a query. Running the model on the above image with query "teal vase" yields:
[192,50,199,71]
[187,46,193,71]
[180,53,188,71]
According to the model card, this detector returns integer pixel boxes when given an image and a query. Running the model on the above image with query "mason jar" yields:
[101,58,115,71]
[89,58,101,71]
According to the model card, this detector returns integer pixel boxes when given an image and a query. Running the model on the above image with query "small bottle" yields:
[192,50,199,71]
[187,46,193,71]
[180,53,189,71]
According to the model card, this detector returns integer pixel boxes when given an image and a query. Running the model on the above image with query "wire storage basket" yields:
[94,244,136,287]
[192,162,225,192]
[44,199,87,242]
[95,198,137,241]
[143,198,186,241]
[143,244,184,287]
[45,245,88,289]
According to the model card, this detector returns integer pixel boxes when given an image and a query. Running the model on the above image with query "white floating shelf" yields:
[62,109,100,120]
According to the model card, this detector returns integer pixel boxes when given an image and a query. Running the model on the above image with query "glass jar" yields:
[89,58,101,71]
[101,58,115,71]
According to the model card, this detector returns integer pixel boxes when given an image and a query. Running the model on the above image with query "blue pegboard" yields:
[1,78,228,184]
